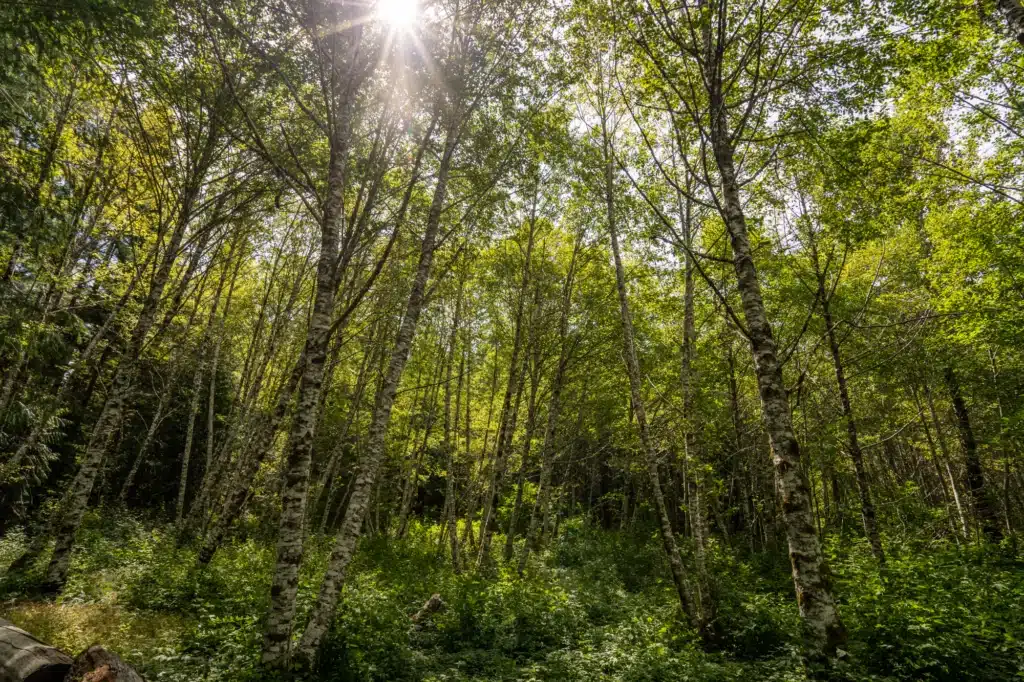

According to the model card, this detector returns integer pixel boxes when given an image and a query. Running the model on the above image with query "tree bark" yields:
[397,343,445,538]
[812,240,885,566]
[0,617,72,682]
[504,307,542,562]
[600,104,695,625]
[944,365,1001,542]
[41,85,227,593]
[675,158,712,620]
[315,336,378,534]
[477,203,538,566]
[260,179,346,664]
[295,114,456,661]
[196,352,303,565]
[119,390,169,504]
[176,360,206,526]
[707,88,845,654]
[443,278,466,572]
[518,233,579,575]
[66,645,144,682]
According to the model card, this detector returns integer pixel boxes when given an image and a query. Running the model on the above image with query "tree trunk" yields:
[295,114,455,661]
[812,242,885,566]
[601,107,695,625]
[921,383,969,537]
[66,645,144,682]
[944,365,1001,542]
[41,87,226,593]
[478,355,527,563]
[517,230,579,573]
[397,345,445,538]
[315,337,378,534]
[676,164,712,620]
[119,391,169,504]
[0,617,72,682]
[260,167,347,664]
[176,360,206,526]
[708,93,845,654]
[477,203,538,566]
[504,320,541,561]
[444,278,466,572]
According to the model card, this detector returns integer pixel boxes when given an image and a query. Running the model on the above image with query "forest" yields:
[1,0,1024,679]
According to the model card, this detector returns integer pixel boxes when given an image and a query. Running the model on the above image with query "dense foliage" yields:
[2,0,1024,679]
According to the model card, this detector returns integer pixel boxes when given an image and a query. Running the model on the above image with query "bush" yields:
[435,569,586,658]
[316,572,416,682]
[832,538,1024,681]
[7,511,1024,682]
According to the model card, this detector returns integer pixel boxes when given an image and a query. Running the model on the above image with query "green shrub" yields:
[833,539,1024,681]
[435,569,586,658]
[316,572,416,682]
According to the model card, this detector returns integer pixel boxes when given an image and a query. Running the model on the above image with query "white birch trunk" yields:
[295,120,457,660]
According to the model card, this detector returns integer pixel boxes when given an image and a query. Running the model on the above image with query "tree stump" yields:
[410,593,445,630]
[0,617,72,682]
[64,646,144,682]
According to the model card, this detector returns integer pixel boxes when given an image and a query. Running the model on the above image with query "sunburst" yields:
[376,0,419,31]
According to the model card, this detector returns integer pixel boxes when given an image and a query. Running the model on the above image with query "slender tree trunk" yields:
[812,242,884,566]
[988,349,1014,536]
[315,338,378,533]
[478,355,527,562]
[707,91,845,654]
[176,262,232,530]
[176,361,206,526]
[205,252,241,480]
[120,390,169,504]
[262,216,346,663]
[477,204,538,566]
[41,139,214,592]
[944,365,1001,542]
[464,337,501,549]
[505,310,542,561]
[912,387,958,536]
[676,167,713,620]
[921,383,969,536]
[444,280,466,572]
[397,346,445,538]
[517,232,579,572]
[296,115,456,660]
[186,247,314,544]
[600,108,694,625]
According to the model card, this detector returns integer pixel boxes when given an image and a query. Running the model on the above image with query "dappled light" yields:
[2,0,1024,680]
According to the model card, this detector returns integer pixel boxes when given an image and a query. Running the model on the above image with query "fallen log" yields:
[0,617,72,682]
[0,618,145,682]
[64,646,144,682]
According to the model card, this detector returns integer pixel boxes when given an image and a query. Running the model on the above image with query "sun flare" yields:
[376,0,419,30]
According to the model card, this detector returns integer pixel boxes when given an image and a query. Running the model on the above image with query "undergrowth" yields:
[2,512,1023,681]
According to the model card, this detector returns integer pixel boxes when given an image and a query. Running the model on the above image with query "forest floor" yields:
[2,513,1024,681]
